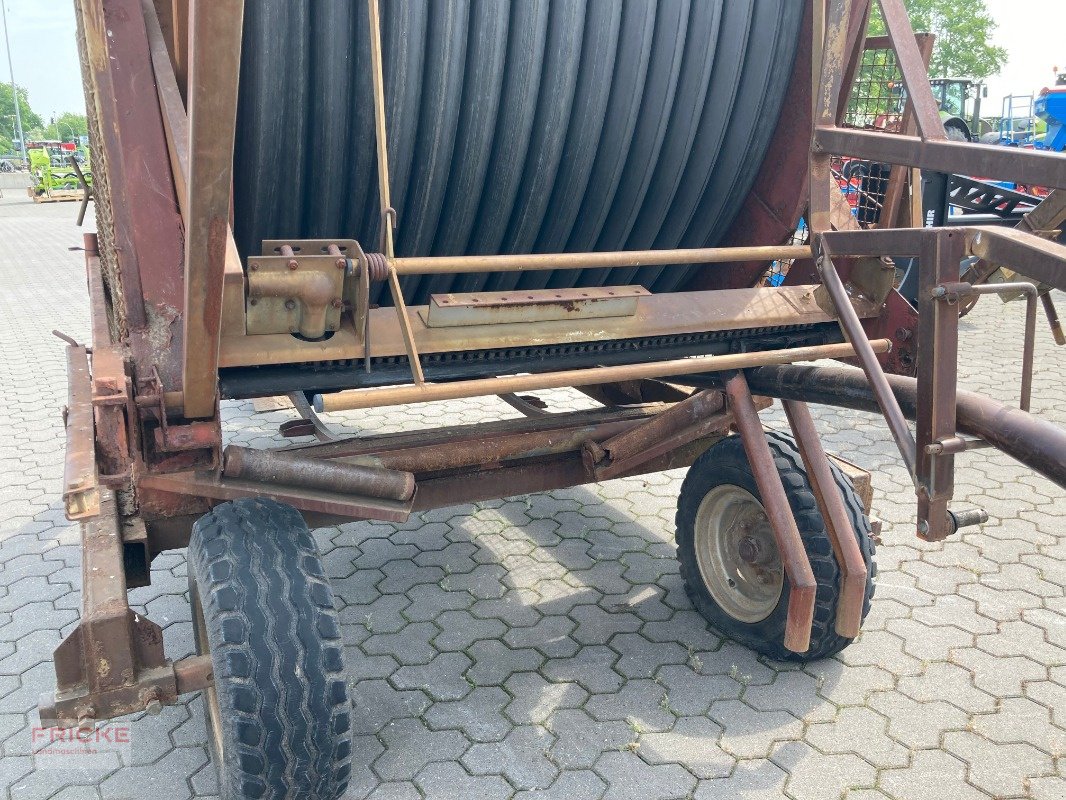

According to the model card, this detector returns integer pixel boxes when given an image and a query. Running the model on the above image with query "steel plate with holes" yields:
[694,484,784,623]
[423,286,649,328]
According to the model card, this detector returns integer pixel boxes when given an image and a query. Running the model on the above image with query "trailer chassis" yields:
[41,0,1066,738]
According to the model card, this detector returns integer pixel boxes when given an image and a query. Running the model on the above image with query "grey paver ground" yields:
[1,191,1064,799]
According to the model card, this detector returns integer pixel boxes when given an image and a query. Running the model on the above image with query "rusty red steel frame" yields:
[40,0,1066,727]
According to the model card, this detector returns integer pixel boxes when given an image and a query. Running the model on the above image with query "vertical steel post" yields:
[915,230,962,539]
[181,0,244,418]
[809,0,855,234]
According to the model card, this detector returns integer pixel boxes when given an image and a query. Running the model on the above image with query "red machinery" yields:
[39,2,1066,798]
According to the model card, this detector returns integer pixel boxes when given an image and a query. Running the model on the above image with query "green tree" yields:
[37,112,89,142]
[870,0,1007,80]
[0,83,44,154]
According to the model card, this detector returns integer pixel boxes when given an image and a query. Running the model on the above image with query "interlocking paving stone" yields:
[2,195,1065,799]
[461,725,558,790]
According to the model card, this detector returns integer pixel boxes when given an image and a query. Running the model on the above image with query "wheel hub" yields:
[693,484,784,623]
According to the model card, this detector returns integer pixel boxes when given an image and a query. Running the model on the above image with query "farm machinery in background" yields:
[1034,73,1066,152]
[828,49,1062,321]
[26,143,92,204]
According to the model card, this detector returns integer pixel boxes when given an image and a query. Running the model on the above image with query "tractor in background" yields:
[929,77,987,141]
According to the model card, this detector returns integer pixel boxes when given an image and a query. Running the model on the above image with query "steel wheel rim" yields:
[189,578,224,765]
[693,484,784,623]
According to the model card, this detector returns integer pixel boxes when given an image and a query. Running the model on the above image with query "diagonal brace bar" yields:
[782,399,868,638]
[876,0,947,141]
[816,237,917,481]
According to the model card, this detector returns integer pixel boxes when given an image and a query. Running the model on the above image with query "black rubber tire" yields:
[675,431,876,661]
[188,498,352,800]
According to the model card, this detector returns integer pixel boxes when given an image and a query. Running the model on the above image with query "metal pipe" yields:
[924,436,991,455]
[313,340,891,413]
[938,281,1037,411]
[598,391,724,467]
[733,364,1066,490]
[1040,293,1066,346]
[782,399,868,639]
[223,445,415,502]
[1,2,27,166]
[389,245,813,276]
[725,374,817,654]
[1022,291,1037,412]
[816,247,917,480]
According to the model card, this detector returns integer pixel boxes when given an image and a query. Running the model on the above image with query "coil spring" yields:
[364,252,389,282]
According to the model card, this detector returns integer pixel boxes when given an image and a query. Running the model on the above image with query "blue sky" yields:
[1,1,1062,124]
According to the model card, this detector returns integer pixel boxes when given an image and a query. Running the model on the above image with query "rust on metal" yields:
[42,490,176,727]
[315,340,891,413]
[875,0,947,141]
[915,230,962,540]
[220,283,874,369]
[246,260,344,338]
[76,0,186,390]
[967,227,1066,294]
[173,654,213,695]
[1040,293,1065,346]
[390,244,813,276]
[783,399,868,638]
[739,364,1066,492]
[595,391,725,468]
[425,286,648,328]
[223,445,416,502]
[813,127,1066,191]
[816,242,917,478]
[181,0,244,418]
[725,373,817,654]
[139,469,413,523]
[290,405,669,471]
[63,346,101,520]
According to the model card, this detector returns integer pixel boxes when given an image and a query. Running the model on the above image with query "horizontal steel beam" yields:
[813,127,1066,190]
[967,227,1066,294]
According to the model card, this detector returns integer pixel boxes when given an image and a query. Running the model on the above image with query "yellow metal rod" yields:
[389,244,813,275]
[315,339,891,413]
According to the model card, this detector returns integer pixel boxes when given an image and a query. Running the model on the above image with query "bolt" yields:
[141,687,163,716]
[248,298,258,306]
[896,327,912,341]
[77,708,95,733]
[335,258,346,270]
[249,262,259,271]
[931,286,947,298]
[287,259,299,271]
[738,536,762,564]
[917,520,929,535]
[285,299,296,311]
